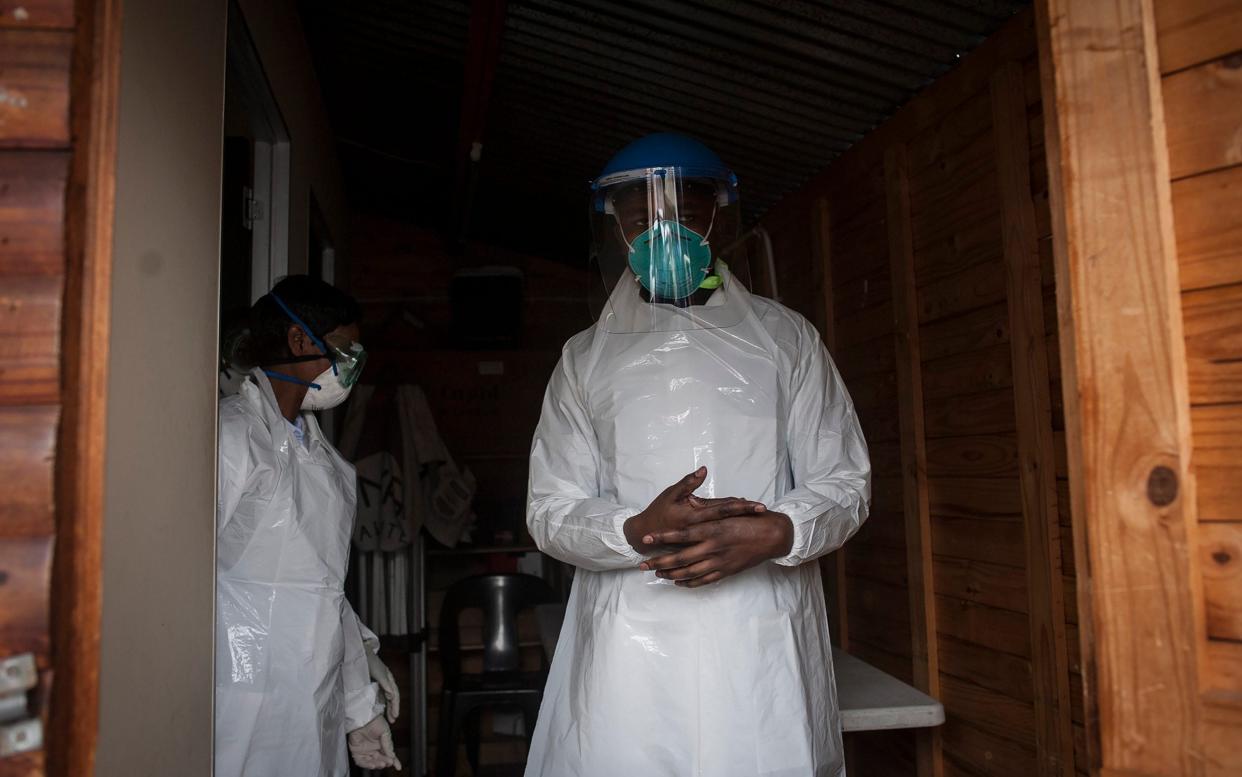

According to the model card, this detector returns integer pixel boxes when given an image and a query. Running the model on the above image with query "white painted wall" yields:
[96,0,226,774]
[95,1,349,774]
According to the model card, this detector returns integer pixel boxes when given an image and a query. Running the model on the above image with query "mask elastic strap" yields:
[263,369,322,390]
[612,212,637,255]
[700,203,719,246]
[270,293,338,376]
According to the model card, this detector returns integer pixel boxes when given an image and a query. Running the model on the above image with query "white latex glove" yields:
[367,650,400,724]
[348,714,402,772]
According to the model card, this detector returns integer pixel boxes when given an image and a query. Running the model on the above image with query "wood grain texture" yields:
[1181,283,1242,406]
[913,211,1004,289]
[1172,165,1242,292]
[933,555,1029,613]
[1063,574,1078,624]
[942,715,1038,777]
[0,28,72,147]
[0,272,62,404]
[939,673,1036,746]
[917,258,1009,324]
[907,90,993,172]
[931,515,1026,569]
[46,0,123,774]
[1163,55,1242,181]
[1199,522,1242,641]
[0,151,68,275]
[0,534,52,658]
[927,477,1024,520]
[885,143,942,777]
[1191,403,1242,522]
[937,594,1033,658]
[0,405,57,536]
[939,632,1034,702]
[1036,0,1206,772]
[1155,0,1242,74]
[0,1,73,30]
[925,434,1020,479]
[919,301,1010,363]
[1204,640,1242,693]
[911,167,1002,255]
[924,387,1017,438]
[909,129,998,222]
[1201,701,1242,777]
[920,342,1014,400]
[993,61,1076,777]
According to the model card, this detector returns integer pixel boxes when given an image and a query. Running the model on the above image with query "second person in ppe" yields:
[526,134,871,777]
[215,276,401,776]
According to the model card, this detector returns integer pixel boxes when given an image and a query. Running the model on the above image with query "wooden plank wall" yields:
[761,10,1086,776]
[0,2,78,775]
[1155,1,1242,773]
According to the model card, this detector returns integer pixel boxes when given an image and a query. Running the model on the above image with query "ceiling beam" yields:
[453,0,508,246]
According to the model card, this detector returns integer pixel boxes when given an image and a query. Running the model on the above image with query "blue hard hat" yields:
[593,133,736,188]
[591,133,738,214]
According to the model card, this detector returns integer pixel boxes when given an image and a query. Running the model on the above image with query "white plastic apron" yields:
[216,375,357,777]
[527,278,842,776]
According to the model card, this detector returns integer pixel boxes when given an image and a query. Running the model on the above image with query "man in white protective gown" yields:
[525,133,871,777]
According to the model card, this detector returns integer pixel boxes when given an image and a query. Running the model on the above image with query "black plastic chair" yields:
[436,573,559,777]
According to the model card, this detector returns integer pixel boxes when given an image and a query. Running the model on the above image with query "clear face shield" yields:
[589,168,749,333]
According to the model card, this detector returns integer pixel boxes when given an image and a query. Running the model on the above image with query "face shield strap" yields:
[269,292,338,376]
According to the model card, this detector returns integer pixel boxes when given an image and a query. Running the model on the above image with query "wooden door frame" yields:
[48,0,123,774]
[1035,1,1206,773]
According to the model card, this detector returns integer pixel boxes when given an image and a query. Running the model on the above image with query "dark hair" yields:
[234,275,361,367]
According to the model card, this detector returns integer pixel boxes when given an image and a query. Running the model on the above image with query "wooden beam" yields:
[812,195,851,651]
[991,61,1076,777]
[1034,1,1205,774]
[47,0,122,774]
[885,144,942,777]
[453,0,508,243]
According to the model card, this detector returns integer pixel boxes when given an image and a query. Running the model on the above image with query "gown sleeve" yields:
[769,320,871,566]
[216,404,253,535]
[340,600,384,732]
[527,346,645,572]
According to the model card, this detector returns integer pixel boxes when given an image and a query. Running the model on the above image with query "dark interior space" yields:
[298,0,1027,261]
[285,3,1039,775]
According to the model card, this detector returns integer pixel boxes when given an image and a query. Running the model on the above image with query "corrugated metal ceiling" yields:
[300,0,1028,255]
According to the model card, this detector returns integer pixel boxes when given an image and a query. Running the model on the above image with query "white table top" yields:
[534,603,944,733]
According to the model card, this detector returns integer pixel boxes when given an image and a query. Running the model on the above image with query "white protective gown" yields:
[216,370,382,777]
[526,269,870,777]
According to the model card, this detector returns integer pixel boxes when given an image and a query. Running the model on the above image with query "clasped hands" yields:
[623,466,794,588]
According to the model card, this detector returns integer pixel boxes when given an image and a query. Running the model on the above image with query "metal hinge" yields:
[0,654,42,758]
[242,185,265,230]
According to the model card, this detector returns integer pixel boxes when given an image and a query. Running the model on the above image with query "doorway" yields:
[220,0,290,321]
